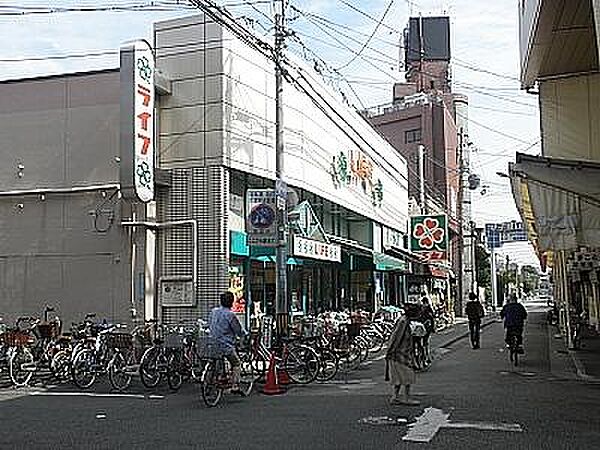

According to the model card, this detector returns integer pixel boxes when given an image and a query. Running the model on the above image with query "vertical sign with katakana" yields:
[119,40,155,203]
[410,215,448,260]
[133,40,155,202]
[246,189,278,247]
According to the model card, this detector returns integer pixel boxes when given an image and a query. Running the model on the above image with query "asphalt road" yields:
[1,301,599,450]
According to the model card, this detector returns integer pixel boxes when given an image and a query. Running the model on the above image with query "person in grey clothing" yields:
[208,291,244,392]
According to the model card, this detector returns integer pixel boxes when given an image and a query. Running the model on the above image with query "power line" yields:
[336,0,396,71]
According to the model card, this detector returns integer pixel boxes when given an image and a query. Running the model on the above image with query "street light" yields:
[496,171,510,179]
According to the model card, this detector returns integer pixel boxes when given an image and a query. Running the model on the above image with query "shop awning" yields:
[373,252,408,272]
[510,153,600,253]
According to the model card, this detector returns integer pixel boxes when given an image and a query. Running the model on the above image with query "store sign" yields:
[246,189,278,247]
[330,150,384,207]
[293,236,341,262]
[120,40,155,203]
[133,41,155,202]
[383,227,404,250]
[410,215,448,255]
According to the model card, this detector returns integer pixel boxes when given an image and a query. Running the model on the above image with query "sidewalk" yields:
[547,323,600,382]
[569,330,600,381]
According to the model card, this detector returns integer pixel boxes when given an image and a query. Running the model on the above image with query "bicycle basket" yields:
[0,330,34,347]
[106,332,133,349]
[409,321,428,337]
[164,332,184,349]
[197,335,222,359]
[36,322,60,340]
[346,323,362,338]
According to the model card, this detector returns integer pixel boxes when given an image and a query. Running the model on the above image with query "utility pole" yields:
[505,253,510,302]
[490,248,497,311]
[274,0,288,336]
[418,144,425,213]
[456,127,465,317]
[470,220,477,294]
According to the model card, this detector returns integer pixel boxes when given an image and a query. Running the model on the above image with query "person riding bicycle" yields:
[465,292,484,349]
[208,291,245,392]
[500,293,527,353]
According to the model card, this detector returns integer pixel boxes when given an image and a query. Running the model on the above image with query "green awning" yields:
[374,252,407,272]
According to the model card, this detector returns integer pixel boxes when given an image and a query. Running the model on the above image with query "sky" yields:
[0,0,540,265]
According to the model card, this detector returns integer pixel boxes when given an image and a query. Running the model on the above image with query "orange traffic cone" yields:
[277,366,291,386]
[261,352,284,395]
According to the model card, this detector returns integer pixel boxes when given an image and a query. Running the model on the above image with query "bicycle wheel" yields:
[9,347,35,387]
[250,350,268,382]
[139,346,163,388]
[50,349,71,383]
[167,350,184,391]
[109,350,134,392]
[238,351,255,396]
[71,349,97,389]
[354,336,370,363]
[284,345,319,384]
[201,359,223,407]
[316,348,338,382]
[338,342,361,373]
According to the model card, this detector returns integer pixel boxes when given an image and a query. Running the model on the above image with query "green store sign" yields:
[410,215,448,252]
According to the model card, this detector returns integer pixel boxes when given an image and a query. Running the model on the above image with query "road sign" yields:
[246,189,278,247]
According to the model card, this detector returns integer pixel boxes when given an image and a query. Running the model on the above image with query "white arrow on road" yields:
[402,407,523,443]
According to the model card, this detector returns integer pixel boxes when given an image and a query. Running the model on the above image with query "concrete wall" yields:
[155,15,229,322]
[0,70,131,325]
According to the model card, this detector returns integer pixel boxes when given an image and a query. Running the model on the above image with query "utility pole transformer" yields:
[274,0,288,336]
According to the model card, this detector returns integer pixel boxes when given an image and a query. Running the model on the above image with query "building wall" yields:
[540,73,600,162]
[367,104,436,204]
[155,16,231,322]
[0,70,131,325]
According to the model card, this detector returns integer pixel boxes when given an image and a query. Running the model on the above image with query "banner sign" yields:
[246,189,278,247]
[330,149,384,207]
[293,236,341,262]
[120,40,155,203]
[410,215,448,254]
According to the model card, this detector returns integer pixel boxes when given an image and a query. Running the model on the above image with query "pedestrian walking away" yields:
[385,304,421,406]
[418,296,435,360]
[465,292,485,349]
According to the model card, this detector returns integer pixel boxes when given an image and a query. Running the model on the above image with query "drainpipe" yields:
[120,220,198,287]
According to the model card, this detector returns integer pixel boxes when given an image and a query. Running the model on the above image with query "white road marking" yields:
[445,422,523,432]
[28,391,161,399]
[358,416,408,426]
[403,407,450,442]
[402,407,523,443]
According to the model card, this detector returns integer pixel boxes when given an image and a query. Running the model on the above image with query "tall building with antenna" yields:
[363,15,475,315]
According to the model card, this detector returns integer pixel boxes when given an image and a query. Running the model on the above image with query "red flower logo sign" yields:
[413,218,445,250]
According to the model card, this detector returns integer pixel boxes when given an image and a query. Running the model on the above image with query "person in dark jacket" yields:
[465,292,485,349]
[500,293,528,351]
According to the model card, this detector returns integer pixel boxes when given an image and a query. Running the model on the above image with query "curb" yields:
[546,322,600,384]
[568,350,600,383]
[437,318,498,349]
